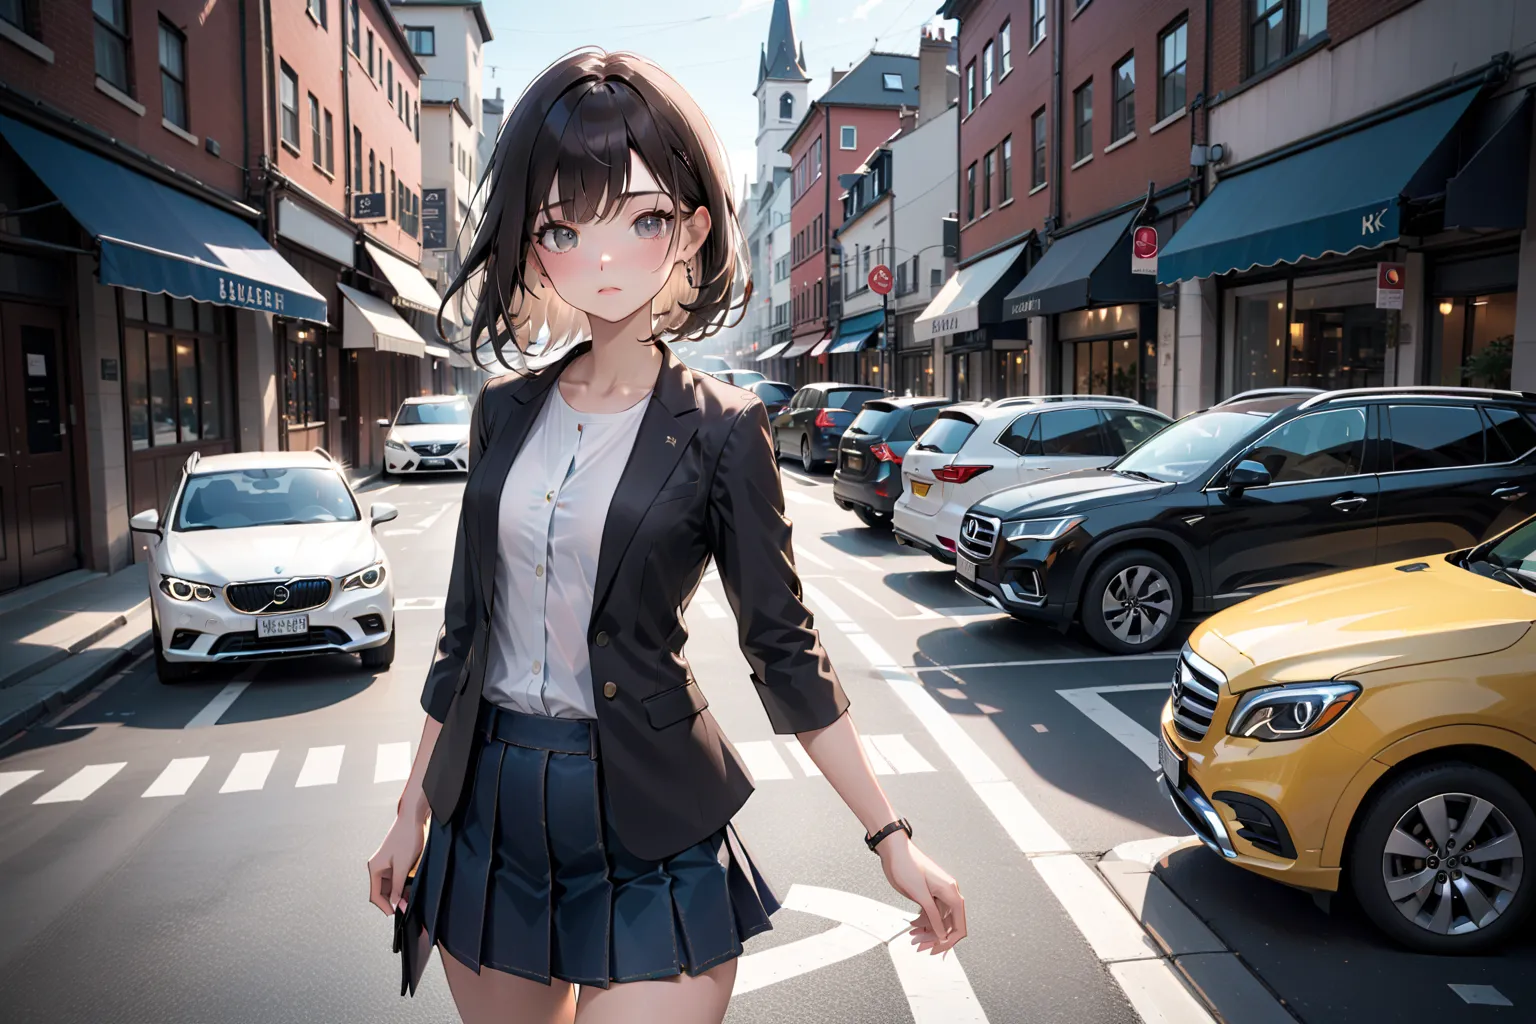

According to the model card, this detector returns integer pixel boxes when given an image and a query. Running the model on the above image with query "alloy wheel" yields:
[1381,791,1524,935]
[1100,564,1174,645]
[801,437,814,474]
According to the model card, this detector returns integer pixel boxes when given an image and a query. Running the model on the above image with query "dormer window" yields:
[882,73,903,91]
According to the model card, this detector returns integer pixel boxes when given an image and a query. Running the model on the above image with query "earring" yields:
[684,262,695,288]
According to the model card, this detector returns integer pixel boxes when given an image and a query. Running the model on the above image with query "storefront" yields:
[826,308,886,388]
[1427,247,1521,389]
[337,284,428,473]
[914,240,1032,402]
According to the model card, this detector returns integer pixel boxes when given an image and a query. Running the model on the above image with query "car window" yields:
[849,406,898,436]
[827,387,883,411]
[1387,405,1485,471]
[1116,410,1270,483]
[790,390,810,410]
[1244,408,1366,483]
[907,406,943,438]
[752,382,793,404]
[915,412,978,454]
[1101,410,1169,456]
[396,398,469,426]
[175,468,359,531]
[996,414,1038,457]
[1484,407,1536,461]
[1038,409,1106,456]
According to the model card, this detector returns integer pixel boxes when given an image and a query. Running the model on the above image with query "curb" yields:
[0,598,148,691]
[0,615,153,739]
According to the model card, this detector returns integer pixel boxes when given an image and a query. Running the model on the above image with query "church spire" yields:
[758,0,809,88]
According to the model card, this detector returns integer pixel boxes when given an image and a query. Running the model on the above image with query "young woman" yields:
[366,49,966,1024]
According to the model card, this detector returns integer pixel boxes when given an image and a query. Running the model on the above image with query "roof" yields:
[784,52,921,152]
[966,395,1162,421]
[389,1,493,43]
[189,451,340,475]
[758,0,809,87]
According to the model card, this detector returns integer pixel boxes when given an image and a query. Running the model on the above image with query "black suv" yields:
[772,382,887,472]
[833,396,952,528]
[955,387,1536,654]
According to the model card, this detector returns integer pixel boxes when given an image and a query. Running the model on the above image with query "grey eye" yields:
[539,225,579,253]
[633,214,671,240]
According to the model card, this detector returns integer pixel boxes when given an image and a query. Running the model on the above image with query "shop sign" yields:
[1376,262,1405,310]
[920,307,978,337]
[1131,226,1158,276]
[422,189,448,249]
[352,192,387,221]
[868,264,893,295]
[1006,295,1042,319]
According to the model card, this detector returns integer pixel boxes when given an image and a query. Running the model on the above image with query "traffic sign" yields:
[1130,226,1158,276]
[868,264,893,295]
[1376,262,1405,310]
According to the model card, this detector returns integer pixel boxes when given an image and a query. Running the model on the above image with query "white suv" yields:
[381,395,471,475]
[893,396,1169,563]
[130,450,398,683]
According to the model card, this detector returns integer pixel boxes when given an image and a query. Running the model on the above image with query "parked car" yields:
[957,386,1536,654]
[380,395,472,475]
[749,380,794,421]
[894,396,1169,564]
[677,351,731,374]
[1158,512,1536,953]
[833,396,953,528]
[771,382,887,472]
[129,450,398,683]
[712,368,767,388]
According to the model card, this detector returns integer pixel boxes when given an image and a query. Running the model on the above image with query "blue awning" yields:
[1156,87,1481,284]
[828,308,885,354]
[0,115,328,322]
[1001,211,1152,319]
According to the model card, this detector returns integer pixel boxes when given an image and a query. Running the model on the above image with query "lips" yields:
[598,286,622,294]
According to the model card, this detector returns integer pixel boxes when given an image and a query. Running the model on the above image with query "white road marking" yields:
[792,545,833,569]
[374,742,413,784]
[33,763,126,804]
[936,687,967,699]
[784,739,821,777]
[0,770,42,799]
[141,756,209,798]
[396,596,446,611]
[860,734,895,775]
[185,680,251,729]
[295,745,346,788]
[922,605,1000,621]
[782,490,820,506]
[867,734,936,774]
[801,582,853,625]
[1057,683,1171,771]
[415,502,458,530]
[1110,959,1226,1024]
[1032,724,1049,733]
[733,923,881,995]
[220,750,279,793]
[909,653,1180,671]
[1449,984,1512,1007]
[1032,854,1161,961]
[736,740,794,781]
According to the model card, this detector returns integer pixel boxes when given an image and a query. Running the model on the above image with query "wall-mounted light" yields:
[1438,299,1454,316]
[1276,301,1285,311]
[295,326,312,341]
[1289,323,1304,341]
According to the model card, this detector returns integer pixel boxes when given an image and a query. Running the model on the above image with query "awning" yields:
[424,342,452,359]
[809,335,835,357]
[1445,91,1532,232]
[0,115,327,323]
[914,241,1030,339]
[1002,210,1154,319]
[780,331,830,359]
[753,340,791,362]
[828,308,885,354]
[338,283,427,357]
[365,240,442,314]
[1156,87,1481,283]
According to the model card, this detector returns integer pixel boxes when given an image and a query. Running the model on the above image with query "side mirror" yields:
[376,418,392,428]
[1227,459,1272,495]
[370,502,399,527]
[129,508,160,533]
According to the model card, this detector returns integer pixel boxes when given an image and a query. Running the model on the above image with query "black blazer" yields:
[419,342,849,861]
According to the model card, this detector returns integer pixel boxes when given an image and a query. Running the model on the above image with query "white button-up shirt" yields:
[482,384,650,718]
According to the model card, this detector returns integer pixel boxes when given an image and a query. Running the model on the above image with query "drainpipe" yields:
[238,0,250,198]
[1047,0,1065,392]
[823,102,832,353]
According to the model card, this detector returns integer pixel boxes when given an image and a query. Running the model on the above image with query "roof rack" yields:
[183,451,201,475]
[1214,388,1323,407]
[312,447,335,462]
[1298,385,1536,409]
[987,394,1140,409]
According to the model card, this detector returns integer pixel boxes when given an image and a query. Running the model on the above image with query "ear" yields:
[678,205,712,263]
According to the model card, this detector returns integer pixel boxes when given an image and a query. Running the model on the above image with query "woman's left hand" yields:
[877,836,967,954]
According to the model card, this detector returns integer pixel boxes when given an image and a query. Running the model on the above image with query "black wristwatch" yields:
[865,817,913,852]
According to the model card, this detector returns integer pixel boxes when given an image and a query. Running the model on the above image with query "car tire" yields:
[1349,762,1535,954]
[801,436,816,474]
[360,628,396,670]
[1080,548,1184,654]
[855,506,891,529]
[152,622,196,684]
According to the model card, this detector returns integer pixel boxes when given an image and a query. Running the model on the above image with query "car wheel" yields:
[360,629,396,670]
[1080,548,1183,654]
[855,506,891,529]
[1349,763,1534,954]
[801,437,816,474]
[152,622,196,684]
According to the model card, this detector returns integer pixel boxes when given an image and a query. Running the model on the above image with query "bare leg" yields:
[439,943,577,1024]
[574,959,737,1024]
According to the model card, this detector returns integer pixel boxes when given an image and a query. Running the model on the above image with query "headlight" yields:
[160,575,216,602]
[1004,516,1083,542]
[341,562,388,591]
[1227,682,1360,741]
[385,438,409,452]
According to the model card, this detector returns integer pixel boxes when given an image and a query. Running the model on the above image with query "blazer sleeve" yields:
[705,398,850,734]
[419,382,492,722]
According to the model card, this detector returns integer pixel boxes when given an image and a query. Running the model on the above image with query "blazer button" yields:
[595,631,609,647]
[603,681,618,699]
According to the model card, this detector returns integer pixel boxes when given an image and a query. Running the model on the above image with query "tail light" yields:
[814,408,845,429]
[932,464,990,484]
[870,442,901,464]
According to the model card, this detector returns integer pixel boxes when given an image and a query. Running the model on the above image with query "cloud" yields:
[729,0,772,19]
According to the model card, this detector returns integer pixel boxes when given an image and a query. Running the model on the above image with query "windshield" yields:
[396,398,470,426]
[1114,410,1269,483]
[1470,519,1536,592]
[826,388,883,411]
[175,468,360,531]
[915,412,978,454]
[848,406,899,436]
[752,382,793,403]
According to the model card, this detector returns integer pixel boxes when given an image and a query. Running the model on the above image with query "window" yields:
[965,162,977,221]
[780,92,793,119]
[308,94,321,162]
[1073,80,1093,162]
[307,0,326,27]
[387,60,393,104]
[1038,409,1107,456]
[405,25,435,55]
[1000,20,1012,75]
[840,125,856,150]
[877,72,902,91]
[350,0,359,54]
[1386,406,1486,472]
[1245,409,1366,482]
[390,169,396,219]
[1250,0,1328,77]
[323,110,335,173]
[965,62,976,114]
[158,20,188,130]
[279,64,300,149]
[94,0,132,93]
[1485,407,1536,460]
[353,127,363,190]
[1159,19,1188,119]
[1031,0,1047,46]
[1001,136,1013,202]
[982,150,994,213]
[1,0,34,32]
[1031,109,1046,187]
[814,280,823,318]
[368,149,376,192]
[812,137,822,177]
[982,42,994,98]
[1101,411,1167,456]
[123,301,230,450]
[366,29,374,76]
[1112,55,1135,141]
[997,415,1038,456]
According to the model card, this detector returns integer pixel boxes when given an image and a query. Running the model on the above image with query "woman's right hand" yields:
[366,804,428,916]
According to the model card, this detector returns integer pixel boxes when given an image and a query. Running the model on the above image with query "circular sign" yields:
[1382,266,1402,287]
[1132,226,1159,260]
[868,265,894,295]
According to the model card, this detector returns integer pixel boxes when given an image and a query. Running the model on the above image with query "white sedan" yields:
[130,450,397,683]
[381,395,471,475]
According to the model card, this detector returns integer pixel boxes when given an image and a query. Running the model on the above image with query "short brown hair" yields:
[443,49,749,370]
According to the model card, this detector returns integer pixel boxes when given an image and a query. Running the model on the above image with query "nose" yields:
[600,253,612,269]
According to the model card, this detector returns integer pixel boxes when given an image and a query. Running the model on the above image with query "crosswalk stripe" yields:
[34,763,126,804]
[142,756,209,798]
[0,769,43,799]
[737,740,794,781]
[295,745,345,788]
[220,750,279,793]
[784,739,821,777]
[860,735,895,775]
[866,734,936,774]
[374,742,412,784]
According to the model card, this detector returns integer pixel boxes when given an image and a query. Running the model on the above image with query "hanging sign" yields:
[868,264,893,295]
[352,192,388,221]
[1376,262,1405,310]
[1131,226,1159,276]
[421,189,448,249]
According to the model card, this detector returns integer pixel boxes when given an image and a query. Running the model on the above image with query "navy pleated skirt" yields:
[396,701,779,995]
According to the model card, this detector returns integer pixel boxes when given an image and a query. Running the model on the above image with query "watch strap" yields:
[865,817,913,852]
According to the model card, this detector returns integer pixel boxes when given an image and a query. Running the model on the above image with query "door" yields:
[1202,406,1377,601]
[0,303,78,590]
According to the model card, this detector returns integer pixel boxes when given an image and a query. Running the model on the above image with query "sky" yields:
[477,0,954,197]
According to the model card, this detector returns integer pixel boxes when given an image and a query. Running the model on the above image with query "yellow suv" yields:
[1159,516,1536,953]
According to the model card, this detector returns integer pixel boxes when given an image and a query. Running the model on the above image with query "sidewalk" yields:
[0,565,154,738]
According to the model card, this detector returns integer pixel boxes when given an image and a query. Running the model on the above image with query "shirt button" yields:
[535,564,544,577]
[602,681,618,699]
[531,660,542,673]
[545,490,553,502]
[595,631,609,647]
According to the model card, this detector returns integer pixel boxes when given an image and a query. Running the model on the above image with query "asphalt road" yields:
[0,468,1530,1023]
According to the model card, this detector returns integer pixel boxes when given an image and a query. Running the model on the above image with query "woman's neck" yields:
[559,305,662,412]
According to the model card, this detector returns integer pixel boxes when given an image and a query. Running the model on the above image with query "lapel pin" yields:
[666,435,677,446]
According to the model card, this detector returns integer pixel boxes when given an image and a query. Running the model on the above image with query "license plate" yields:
[844,453,864,471]
[957,555,977,582]
[257,613,309,638]
[912,481,931,497]
[1159,732,1186,789]
[419,458,447,468]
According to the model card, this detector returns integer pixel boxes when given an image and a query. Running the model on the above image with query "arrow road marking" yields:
[1056,683,1171,771]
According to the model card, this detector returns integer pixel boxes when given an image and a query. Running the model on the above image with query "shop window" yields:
[286,332,326,428]
[1287,273,1387,390]
[1386,405,1487,471]
[125,326,149,450]
[1249,0,1327,79]
[175,340,199,443]
[159,20,188,129]
[172,297,194,331]
[998,349,1028,397]
[1159,18,1188,119]
[123,298,231,450]
[94,0,132,94]
[1245,408,1366,482]
[1430,292,1516,388]
[1232,282,1288,390]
